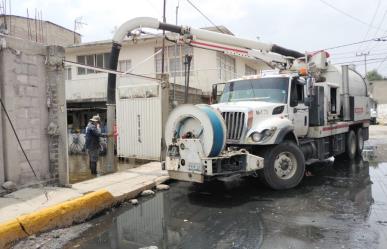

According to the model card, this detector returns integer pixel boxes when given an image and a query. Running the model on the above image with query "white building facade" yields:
[65,29,269,159]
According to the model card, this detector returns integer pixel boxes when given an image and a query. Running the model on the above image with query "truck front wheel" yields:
[262,142,305,190]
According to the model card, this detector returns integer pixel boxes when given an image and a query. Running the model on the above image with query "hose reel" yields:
[165,104,227,157]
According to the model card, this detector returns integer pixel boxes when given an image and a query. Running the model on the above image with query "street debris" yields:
[156,184,170,191]
[141,190,155,196]
[130,199,138,205]
[2,181,17,191]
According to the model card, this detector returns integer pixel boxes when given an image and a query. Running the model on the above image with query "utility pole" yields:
[356,51,370,77]
[161,0,166,73]
[173,1,179,104]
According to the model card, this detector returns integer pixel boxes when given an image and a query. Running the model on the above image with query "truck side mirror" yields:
[211,84,218,104]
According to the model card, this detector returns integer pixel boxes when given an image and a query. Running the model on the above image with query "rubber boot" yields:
[90,161,97,175]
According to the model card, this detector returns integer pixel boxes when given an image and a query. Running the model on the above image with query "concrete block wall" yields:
[1,15,81,46]
[0,35,68,187]
[169,84,207,111]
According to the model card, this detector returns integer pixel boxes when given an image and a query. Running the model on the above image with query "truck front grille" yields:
[221,112,245,141]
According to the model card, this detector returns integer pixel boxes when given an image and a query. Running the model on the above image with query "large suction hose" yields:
[165,104,226,157]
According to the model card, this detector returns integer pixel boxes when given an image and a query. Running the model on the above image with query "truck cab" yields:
[212,72,309,146]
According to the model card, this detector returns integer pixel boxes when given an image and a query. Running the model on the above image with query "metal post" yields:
[173,2,179,104]
[356,51,369,77]
[161,0,167,74]
[342,65,351,121]
[160,74,169,161]
[106,43,121,173]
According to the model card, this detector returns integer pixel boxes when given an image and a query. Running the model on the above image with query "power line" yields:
[186,0,225,34]
[334,60,386,66]
[332,50,387,60]
[368,10,387,52]
[330,46,387,56]
[333,56,387,65]
[318,0,387,33]
[314,34,387,51]
[357,0,381,52]
[376,54,387,70]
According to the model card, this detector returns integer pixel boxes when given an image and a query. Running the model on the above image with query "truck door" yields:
[289,79,309,137]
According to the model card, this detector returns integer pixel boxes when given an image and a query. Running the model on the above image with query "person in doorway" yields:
[85,115,106,175]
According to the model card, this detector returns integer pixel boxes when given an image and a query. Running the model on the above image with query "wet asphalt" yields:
[62,142,387,249]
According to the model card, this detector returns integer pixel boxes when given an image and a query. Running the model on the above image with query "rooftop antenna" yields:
[34,8,38,42]
[8,0,11,34]
[0,0,7,31]
[39,10,44,43]
[74,16,86,44]
[26,8,32,40]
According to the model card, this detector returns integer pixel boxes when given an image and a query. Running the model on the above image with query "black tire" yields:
[262,141,305,190]
[338,130,356,160]
[356,128,364,156]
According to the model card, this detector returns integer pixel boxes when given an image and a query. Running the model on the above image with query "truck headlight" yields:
[250,127,277,143]
[251,132,262,142]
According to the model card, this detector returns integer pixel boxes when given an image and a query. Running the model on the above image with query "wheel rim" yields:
[274,152,298,180]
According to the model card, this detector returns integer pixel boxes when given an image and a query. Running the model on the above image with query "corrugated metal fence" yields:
[116,77,207,161]
[116,82,162,160]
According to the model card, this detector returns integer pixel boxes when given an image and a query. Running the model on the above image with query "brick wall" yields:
[168,83,208,111]
[0,35,68,186]
[0,15,81,46]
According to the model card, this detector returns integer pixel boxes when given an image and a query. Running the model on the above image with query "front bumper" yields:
[166,151,264,183]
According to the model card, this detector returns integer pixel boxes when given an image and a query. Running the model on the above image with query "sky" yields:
[6,0,387,77]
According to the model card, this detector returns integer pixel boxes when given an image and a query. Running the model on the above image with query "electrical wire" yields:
[63,60,160,81]
[330,47,387,56]
[376,54,387,69]
[313,34,387,52]
[367,10,387,52]
[186,0,225,34]
[333,57,387,65]
[357,0,381,52]
[318,0,387,33]
[0,98,48,200]
[332,51,387,60]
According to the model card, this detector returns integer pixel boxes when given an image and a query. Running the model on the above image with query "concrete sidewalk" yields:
[0,162,168,248]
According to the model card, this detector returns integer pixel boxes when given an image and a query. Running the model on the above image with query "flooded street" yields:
[15,126,386,249]
[62,143,387,248]
[69,155,137,183]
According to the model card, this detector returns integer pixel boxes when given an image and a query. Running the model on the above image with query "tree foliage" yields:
[366,69,384,81]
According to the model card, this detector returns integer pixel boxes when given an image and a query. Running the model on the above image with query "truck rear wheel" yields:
[346,130,357,160]
[335,130,357,161]
[262,141,305,190]
[356,128,364,156]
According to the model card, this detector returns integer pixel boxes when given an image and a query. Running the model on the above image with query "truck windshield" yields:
[219,77,289,103]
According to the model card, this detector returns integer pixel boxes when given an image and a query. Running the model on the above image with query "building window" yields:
[155,45,194,77]
[217,52,236,81]
[76,53,110,75]
[65,67,72,80]
[118,60,132,72]
[245,65,257,75]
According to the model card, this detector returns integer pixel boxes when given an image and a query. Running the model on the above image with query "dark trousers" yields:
[87,149,99,175]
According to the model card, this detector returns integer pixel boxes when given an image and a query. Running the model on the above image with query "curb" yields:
[0,175,169,248]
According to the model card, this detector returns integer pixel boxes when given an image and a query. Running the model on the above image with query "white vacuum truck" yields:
[162,27,370,190]
[106,17,370,190]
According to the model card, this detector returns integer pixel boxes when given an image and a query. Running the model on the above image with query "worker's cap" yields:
[89,115,101,122]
